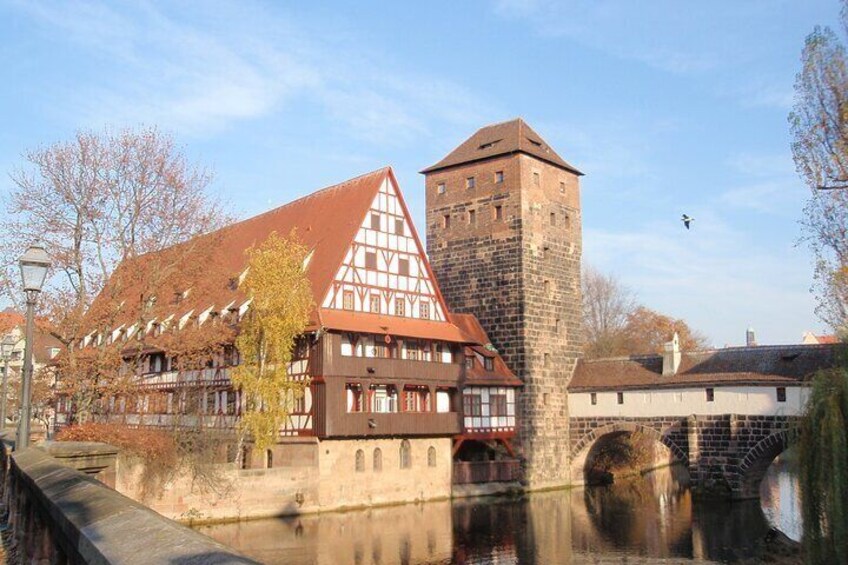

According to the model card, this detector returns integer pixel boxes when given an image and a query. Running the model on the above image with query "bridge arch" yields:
[570,422,687,485]
[736,428,796,499]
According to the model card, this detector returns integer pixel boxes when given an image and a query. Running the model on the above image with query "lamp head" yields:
[0,335,15,360]
[19,243,51,293]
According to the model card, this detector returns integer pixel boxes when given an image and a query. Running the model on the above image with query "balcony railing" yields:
[453,459,521,484]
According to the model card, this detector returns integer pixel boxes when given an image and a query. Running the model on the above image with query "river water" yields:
[196,462,800,564]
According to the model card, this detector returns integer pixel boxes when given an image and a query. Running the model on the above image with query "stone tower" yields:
[422,118,583,489]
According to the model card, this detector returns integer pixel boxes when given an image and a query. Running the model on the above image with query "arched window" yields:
[355,449,365,472]
[427,446,436,467]
[400,440,412,469]
[266,449,273,469]
[373,448,382,472]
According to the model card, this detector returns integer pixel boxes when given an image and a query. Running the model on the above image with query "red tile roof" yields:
[569,344,843,391]
[449,313,521,386]
[420,118,582,175]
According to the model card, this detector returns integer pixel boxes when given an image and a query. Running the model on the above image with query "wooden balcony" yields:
[325,411,461,438]
[453,460,521,484]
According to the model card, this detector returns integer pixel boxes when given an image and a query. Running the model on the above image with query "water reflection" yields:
[197,464,799,564]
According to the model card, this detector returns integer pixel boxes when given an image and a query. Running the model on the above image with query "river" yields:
[196,461,800,564]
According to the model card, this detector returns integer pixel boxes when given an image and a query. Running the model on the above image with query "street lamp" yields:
[0,334,15,435]
[18,243,50,449]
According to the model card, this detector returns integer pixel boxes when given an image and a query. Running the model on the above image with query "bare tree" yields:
[790,2,848,330]
[582,265,636,359]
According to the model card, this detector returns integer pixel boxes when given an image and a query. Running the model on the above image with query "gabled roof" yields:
[569,344,844,391]
[450,313,521,386]
[420,118,582,175]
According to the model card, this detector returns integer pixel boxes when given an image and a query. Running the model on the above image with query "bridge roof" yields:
[569,343,843,392]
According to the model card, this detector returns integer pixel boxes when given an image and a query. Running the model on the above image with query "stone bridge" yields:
[569,414,799,499]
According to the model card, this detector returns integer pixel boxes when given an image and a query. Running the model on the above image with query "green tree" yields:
[798,367,848,564]
[231,231,313,452]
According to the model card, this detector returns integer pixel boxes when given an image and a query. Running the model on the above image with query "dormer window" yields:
[478,139,501,150]
[465,356,474,369]
[484,357,494,371]
[527,137,542,147]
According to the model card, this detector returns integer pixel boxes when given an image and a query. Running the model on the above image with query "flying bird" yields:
[681,214,694,230]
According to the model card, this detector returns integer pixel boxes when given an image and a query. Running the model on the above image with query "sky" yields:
[0,0,842,347]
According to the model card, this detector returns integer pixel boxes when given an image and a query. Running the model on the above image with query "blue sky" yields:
[0,0,841,346]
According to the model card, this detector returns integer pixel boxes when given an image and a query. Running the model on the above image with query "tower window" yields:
[555,318,560,334]
[543,280,550,295]
[398,258,410,276]
[564,214,571,229]
[371,213,380,230]
[544,353,550,367]
[468,209,476,225]
[494,205,503,221]
[437,182,446,195]
[533,172,540,186]
[466,177,475,189]
[495,171,504,183]
[550,212,556,226]
[443,214,451,229]
[365,251,377,270]
[559,181,565,194]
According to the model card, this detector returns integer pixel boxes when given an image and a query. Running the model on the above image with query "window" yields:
[365,251,377,270]
[346,384,364,412]
[555,318,561,334]
[468,209,476,225]
[463,393,482,416]
[443,214,451,229]
[466,177,475,189]
[343,290,355,310]
[617,392,624,405]
[564,214,571,229]
[419,302,430,320]
[436,389,452,413]
[373,448,382,472]
[550,212,556,226]
[590,392,597,405]
[394,218,404,235]
[777,387,787,402]
[395,297,406,317]
[370,213,380,230]
[495,171,504,183]
[369,293,381,314]
[428,446,437,467]
[533,172,540,186]
[706,388,715,402]
[355,449,365,472]
[465,356,474,369]
[490,394,507,417]
[267,449,274,469]
[543,280,550,295]
[400,440,412,469]
[370,385,398,413]
[484,357,494,371]
[494,205,503,221]
[559,181,565,194]
[403,386,430,412]
[398,258,410,276]
[437,182,446,195]
[543,353,550,368]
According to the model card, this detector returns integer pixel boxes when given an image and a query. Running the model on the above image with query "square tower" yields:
[422,119,583,489]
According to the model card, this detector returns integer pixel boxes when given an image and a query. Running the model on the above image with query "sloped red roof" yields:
[420,118,582,175]
[0,311,24,334]
[569,344,843,391]
[449,313,520,386]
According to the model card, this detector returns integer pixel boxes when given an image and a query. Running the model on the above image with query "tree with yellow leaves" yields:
[231,231,313,453]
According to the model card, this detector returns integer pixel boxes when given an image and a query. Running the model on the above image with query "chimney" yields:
[746,327,757,347]
[662,332,681,376]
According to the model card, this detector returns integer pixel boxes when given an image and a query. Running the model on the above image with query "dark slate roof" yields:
[420,118,583,175]
[569,344,844,391]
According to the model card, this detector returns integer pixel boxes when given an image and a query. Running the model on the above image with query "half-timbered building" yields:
[61,167,521,504]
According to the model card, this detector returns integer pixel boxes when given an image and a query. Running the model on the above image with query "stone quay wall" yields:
[0,442,255,564]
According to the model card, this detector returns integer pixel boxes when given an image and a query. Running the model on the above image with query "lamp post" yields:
[17,243,50,450]
[0,334,15,434]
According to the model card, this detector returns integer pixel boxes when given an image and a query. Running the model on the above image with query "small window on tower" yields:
[533,172,540,186]
[495,171,504,183]
[419,302,430,320]
[343,290,355,311]
[443,214,451,229]
[395,218,404,235]
[371,213,380,230]
[437,182,446,195]
[466,177,475,189]
[365,251,378,270]
[550,212,557,226]
[559,181,566,194]
[564,214,571,229]
[398,258,410,276]
[494,205,503,221]
[468,209,476,225]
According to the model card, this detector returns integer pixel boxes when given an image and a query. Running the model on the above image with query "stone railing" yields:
[453,460,521,484]
[0,440,257,564]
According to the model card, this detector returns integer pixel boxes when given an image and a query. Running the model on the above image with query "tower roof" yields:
[420,118,583,175]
